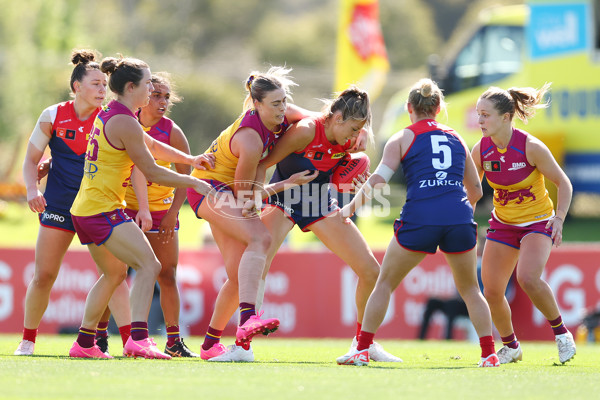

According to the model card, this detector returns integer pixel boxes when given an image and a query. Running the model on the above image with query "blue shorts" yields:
[265,184,338,231]
[393,220,477,254]
[39,205,75,233]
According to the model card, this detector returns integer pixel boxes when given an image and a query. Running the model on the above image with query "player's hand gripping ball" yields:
[331,152,370,193]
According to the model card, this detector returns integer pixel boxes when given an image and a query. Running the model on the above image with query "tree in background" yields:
[0,0,506,186]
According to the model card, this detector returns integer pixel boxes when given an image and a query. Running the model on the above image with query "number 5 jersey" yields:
[400,119,474,226]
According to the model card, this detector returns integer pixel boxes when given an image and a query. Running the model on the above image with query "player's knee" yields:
[516,272,541,294]
[157,267,177,288]
[33,270,59,287]
[362,265,379,287]
[106,268,128,287]
[483,286,504,303]
[247,229,271,253]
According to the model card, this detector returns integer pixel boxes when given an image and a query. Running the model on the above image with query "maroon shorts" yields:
[72,209,133,245]
[124,208,179,232]
[486,213,553,249]
[186,179,231,218]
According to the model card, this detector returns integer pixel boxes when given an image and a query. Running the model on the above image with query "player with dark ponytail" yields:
[15,49,131,356]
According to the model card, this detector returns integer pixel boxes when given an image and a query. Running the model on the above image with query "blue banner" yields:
[564,153,600,193]
[527,3,589,60]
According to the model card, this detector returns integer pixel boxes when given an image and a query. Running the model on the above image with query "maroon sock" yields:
[356,322,362,340]
[479,335,495,358]
[202,326,223,351]
[548,315,568,335]
[118,324,131,346]
[23,328,38,343]
[357,331,375,351]
[130,321,149,341]
[166,325,180,347]
[501,333,519,349]
[76,327,96,348]
[239,302,256,326]
[96,321,109,339]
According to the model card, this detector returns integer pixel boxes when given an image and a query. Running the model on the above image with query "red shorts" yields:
[72,209,133,246]
[124,208,179,232]
[186,179,231,218]
[486,213,552,249]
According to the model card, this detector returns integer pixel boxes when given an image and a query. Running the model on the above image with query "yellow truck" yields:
[380,0,600,192]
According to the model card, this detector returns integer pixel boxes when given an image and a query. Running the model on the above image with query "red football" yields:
[331,152,370,192]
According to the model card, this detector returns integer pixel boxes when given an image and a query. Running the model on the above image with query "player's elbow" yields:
[138,163,162,182]
[467,186,483,205]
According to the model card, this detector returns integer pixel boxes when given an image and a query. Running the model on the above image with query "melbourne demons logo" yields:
[56,127,77,140]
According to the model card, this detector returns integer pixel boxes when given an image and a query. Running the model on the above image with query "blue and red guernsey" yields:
[45,101,100,212]
[400,119,473,225]
[272,117,351,185]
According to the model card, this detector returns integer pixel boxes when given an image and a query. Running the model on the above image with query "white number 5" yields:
[431,135,451,170]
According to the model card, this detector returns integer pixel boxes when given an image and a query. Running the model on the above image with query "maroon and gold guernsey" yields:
[192,109,288,187]
[480,128,554,225]
[124,114,175,212]
[71,100,136,217]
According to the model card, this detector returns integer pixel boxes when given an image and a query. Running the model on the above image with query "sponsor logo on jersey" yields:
[483,161,501,172]
[483,150,495,159]
[508,162,527,171]
[58,119,72,124]
[500,155,506,163]
[435,171,447,180]
[418,179,463,188]
[332,152,346,159]
[56,128,77,140]
[83,161,98,179]
[311,144,323,149]
[305,151,324,161]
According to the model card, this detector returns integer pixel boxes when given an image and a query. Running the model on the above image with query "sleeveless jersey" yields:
[271,117,351,185]
[400,119,474,225]
[480,128,554,225]
[44,101,100,212]
[71,100,136,216]
[124,115,175,212]
[192,109,289,187]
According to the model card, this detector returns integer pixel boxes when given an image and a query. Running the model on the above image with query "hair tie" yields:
[247,75,255,89]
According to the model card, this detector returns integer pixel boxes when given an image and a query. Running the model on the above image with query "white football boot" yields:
[497,343,523,364]
[14,340,35,356]
[341,336,403,362]
[555,331,576,364]
[207,344,254,362]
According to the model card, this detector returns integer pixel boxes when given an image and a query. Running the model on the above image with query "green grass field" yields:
[0,335,598,400]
